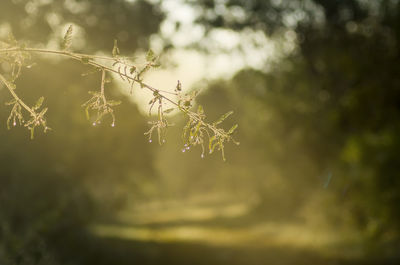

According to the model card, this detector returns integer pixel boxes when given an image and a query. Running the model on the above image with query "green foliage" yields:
[0,55,157,264]
[185,0,400,252]
[0,0,165,52]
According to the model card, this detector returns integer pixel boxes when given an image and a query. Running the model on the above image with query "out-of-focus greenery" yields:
[0,0,164,51]
[0,59,158,264]
[1,0,400,265]
[185,0,400,250]
[0,1,162,264]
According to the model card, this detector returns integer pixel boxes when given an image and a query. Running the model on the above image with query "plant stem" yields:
[100,68,107,104]
[0,73,36,117]
[0,47,227,140]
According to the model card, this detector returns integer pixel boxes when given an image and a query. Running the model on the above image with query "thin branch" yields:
[0,73,36,118]
[100,68,107,104]
[1,47,202,123]
[0,46,238,158]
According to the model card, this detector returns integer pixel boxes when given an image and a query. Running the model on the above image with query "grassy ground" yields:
[61,198,399,265]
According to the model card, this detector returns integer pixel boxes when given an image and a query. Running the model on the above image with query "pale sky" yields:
[127,0,277,114]
[0,0,280,115]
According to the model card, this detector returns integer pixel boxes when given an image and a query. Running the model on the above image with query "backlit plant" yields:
[0,26,239,160]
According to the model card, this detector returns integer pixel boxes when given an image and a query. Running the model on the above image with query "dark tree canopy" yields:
[188,0,400,237]
[0,0,164,51]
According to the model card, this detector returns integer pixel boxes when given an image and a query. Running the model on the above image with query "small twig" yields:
[0,45,239,159]
[0,73,36,118]
[100,68,107,104]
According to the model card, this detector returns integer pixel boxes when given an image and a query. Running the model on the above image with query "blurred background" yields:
[1,0,400,264]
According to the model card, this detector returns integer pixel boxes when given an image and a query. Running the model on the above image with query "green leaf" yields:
[30,127,35,140]
[107,100,122,106]
[88,91,99,96]
[209,135,216,150]
[61,25,73,51]
[130,66,136,74]
[85,106,90,120]
[146,49,155,62]
[112,39,120,58]
[197,105,204,114]
[5,99,17,106]
[191,90,200,98]
[5,81,16,90]
[228,124,238,134]
[210,142,219,154]
[39,107,48,116]
[138,65,151,77]
[214,111,234,125]
[176,80,182,91]
[194,122,201,135]
[33,97,44,110]
[157,126,162,145]
[81,56,90,64]
[182,119,191,140]
[163,108,174,114]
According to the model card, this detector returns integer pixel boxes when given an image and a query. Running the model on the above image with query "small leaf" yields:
[210,142,219,154]
[5,81,16,90]
[26,63,37,69]
[191,89,200,98]
[194,122,201,135]
[146,49,155,62]
[138,65,151,78]
[197,105,204,114]
[112,39,120,57]
[5,99,17,106]
[30,127,35,140]
[33,97,44,110]
[130,66,136,74]
[182,119,191,140]
[228,124,238,134]
[39,107,48,116]
[85,106,90,120]
[176,80,182,91]
[107,100,122,106]
[209,135,216,150]
[61,25,73,51]
[81,57,90,64]
[163,108,174,114]
[214,111,234,125]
